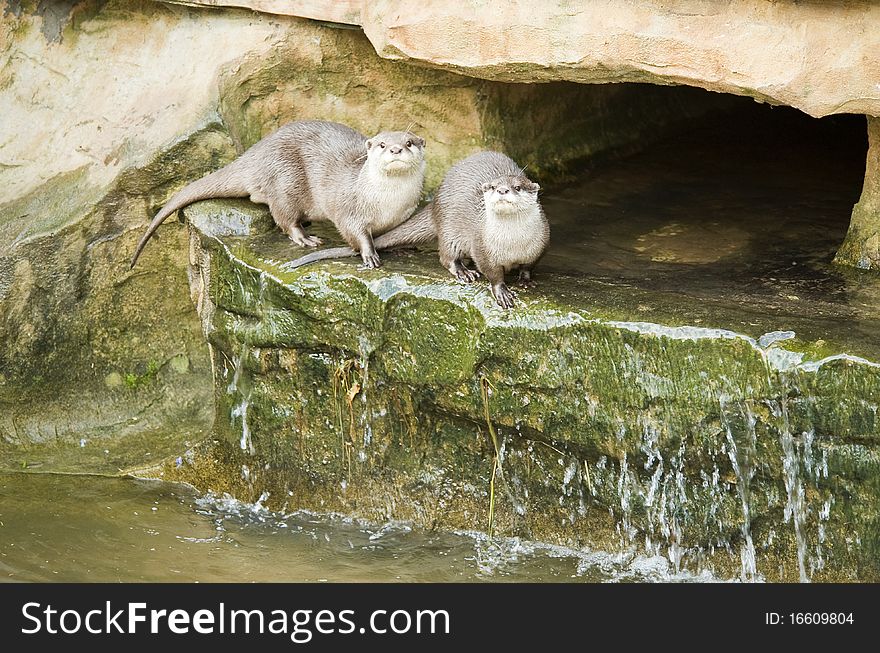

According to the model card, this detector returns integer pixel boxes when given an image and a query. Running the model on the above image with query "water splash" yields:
[186,489,736,582]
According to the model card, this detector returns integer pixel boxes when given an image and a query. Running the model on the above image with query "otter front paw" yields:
[450,261,481,283]
[518,269,533,286]
[289,232,323,247]
[456,268,482,283]
[491,282,516,309]
[361,252,382,269]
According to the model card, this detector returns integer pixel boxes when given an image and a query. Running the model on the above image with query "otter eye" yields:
[514,186,521,191]
[379,142,386,149]
[406,140,413,148]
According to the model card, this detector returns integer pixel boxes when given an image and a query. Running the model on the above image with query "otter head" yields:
[365,131,426,176]
[481,175,541,216]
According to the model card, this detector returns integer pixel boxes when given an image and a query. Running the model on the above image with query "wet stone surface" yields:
[157,109,880,582]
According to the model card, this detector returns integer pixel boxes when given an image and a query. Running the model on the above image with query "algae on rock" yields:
[152,201,880,582]
[0,124,235,472]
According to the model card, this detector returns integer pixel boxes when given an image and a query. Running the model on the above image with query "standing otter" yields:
[286,151,549,309]
[129,120,426,269]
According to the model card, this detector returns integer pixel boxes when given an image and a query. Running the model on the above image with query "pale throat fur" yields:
[481,189,546,270]
[359,146,425,234]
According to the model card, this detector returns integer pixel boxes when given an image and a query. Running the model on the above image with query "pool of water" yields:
[0,473,721,583]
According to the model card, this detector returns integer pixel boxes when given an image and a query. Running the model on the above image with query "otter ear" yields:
[481,181,493,193]
[365,140,373,151]
[415,136,425,148]
[528,182,541,193]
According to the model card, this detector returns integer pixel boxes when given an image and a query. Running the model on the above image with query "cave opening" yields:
[530,85,871,324]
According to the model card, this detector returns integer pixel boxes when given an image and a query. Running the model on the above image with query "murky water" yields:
[0,473,719,583]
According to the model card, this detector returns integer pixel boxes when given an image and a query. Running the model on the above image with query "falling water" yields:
[231,397,253,455]
[357,336,373,451]
[227,350,255,456]
[775,397,810,583]
[616,452,637,543]
[663,442,688,572]
[719,396,758,582]
[632,422,689,572]
[603,423,692,571]
[226,353,242,394]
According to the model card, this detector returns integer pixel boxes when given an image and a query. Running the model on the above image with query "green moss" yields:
[378,293,485,385]
[149,201,880,581]
[122,359,161,389]
[0,166,100,246]
[0,125,233,457]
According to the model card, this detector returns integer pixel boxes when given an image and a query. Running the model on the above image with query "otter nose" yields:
[389,146,403,155]
[497,186,510,195]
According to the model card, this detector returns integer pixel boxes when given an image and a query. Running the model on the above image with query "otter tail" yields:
[373,204,436,249]
[282,246,359,269]
[129,163,249,269]
[284,204,437,270]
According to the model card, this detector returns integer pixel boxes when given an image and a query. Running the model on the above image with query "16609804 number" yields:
[790,613,854,625]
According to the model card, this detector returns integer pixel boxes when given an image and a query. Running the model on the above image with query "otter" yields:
[286,151,549,309]
[129,120,426,269]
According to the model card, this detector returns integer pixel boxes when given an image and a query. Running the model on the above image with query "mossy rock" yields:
[150,200,880,582]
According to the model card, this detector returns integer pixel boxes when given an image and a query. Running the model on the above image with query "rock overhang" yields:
[161,0,880,119]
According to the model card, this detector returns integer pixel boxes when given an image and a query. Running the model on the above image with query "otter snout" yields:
[489,196,519,215]
[389,145,403,155]
[380,151,416,174]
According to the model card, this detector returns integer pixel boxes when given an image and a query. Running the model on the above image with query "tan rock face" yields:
[361,0,880,119]
[164,0,880,119]
[0,2,288,225]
